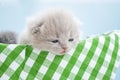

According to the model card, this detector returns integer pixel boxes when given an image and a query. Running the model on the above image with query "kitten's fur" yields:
[18,9,80,55]
[0,31,17,44]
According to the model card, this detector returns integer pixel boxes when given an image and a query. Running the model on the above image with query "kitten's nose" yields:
[62,47,67,50]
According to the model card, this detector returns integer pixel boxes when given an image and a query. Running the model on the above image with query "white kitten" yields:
[18,9,80,55]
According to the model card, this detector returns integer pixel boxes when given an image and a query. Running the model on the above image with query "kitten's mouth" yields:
[60,50,66,54]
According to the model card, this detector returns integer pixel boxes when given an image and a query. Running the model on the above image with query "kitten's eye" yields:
[51,40,59,43]
[68,38,74,42]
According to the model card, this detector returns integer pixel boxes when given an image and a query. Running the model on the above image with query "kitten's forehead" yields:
[43,13,77,32]
[34,10,79,39]
[42,10,76,26]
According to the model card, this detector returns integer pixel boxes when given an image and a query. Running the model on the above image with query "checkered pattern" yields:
[0,31,120,80]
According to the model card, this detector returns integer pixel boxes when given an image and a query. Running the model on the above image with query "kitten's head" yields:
[27,10,80,55]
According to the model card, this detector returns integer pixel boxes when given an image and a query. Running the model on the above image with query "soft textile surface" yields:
[0,31,120,80]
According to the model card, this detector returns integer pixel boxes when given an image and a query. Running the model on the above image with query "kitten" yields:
[0,31,17,44]
[18,9,80,55]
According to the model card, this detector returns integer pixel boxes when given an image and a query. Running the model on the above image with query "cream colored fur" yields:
[18,9,80,55]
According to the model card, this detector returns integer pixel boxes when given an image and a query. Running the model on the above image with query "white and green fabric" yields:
[0,31,120,80]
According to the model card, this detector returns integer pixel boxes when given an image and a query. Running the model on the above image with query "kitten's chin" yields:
[58,52,66,55]
[50,51,66,56]
[54,51,69,56]
[49,52,64,56]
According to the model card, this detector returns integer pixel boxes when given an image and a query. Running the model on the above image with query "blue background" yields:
[0,0,120,79]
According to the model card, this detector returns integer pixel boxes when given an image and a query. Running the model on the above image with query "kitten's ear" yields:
[26,16,44,34]
[32,27,40,34]
[32,22,44,34]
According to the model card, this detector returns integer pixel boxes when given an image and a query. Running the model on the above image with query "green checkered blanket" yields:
[0,31,120,80]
